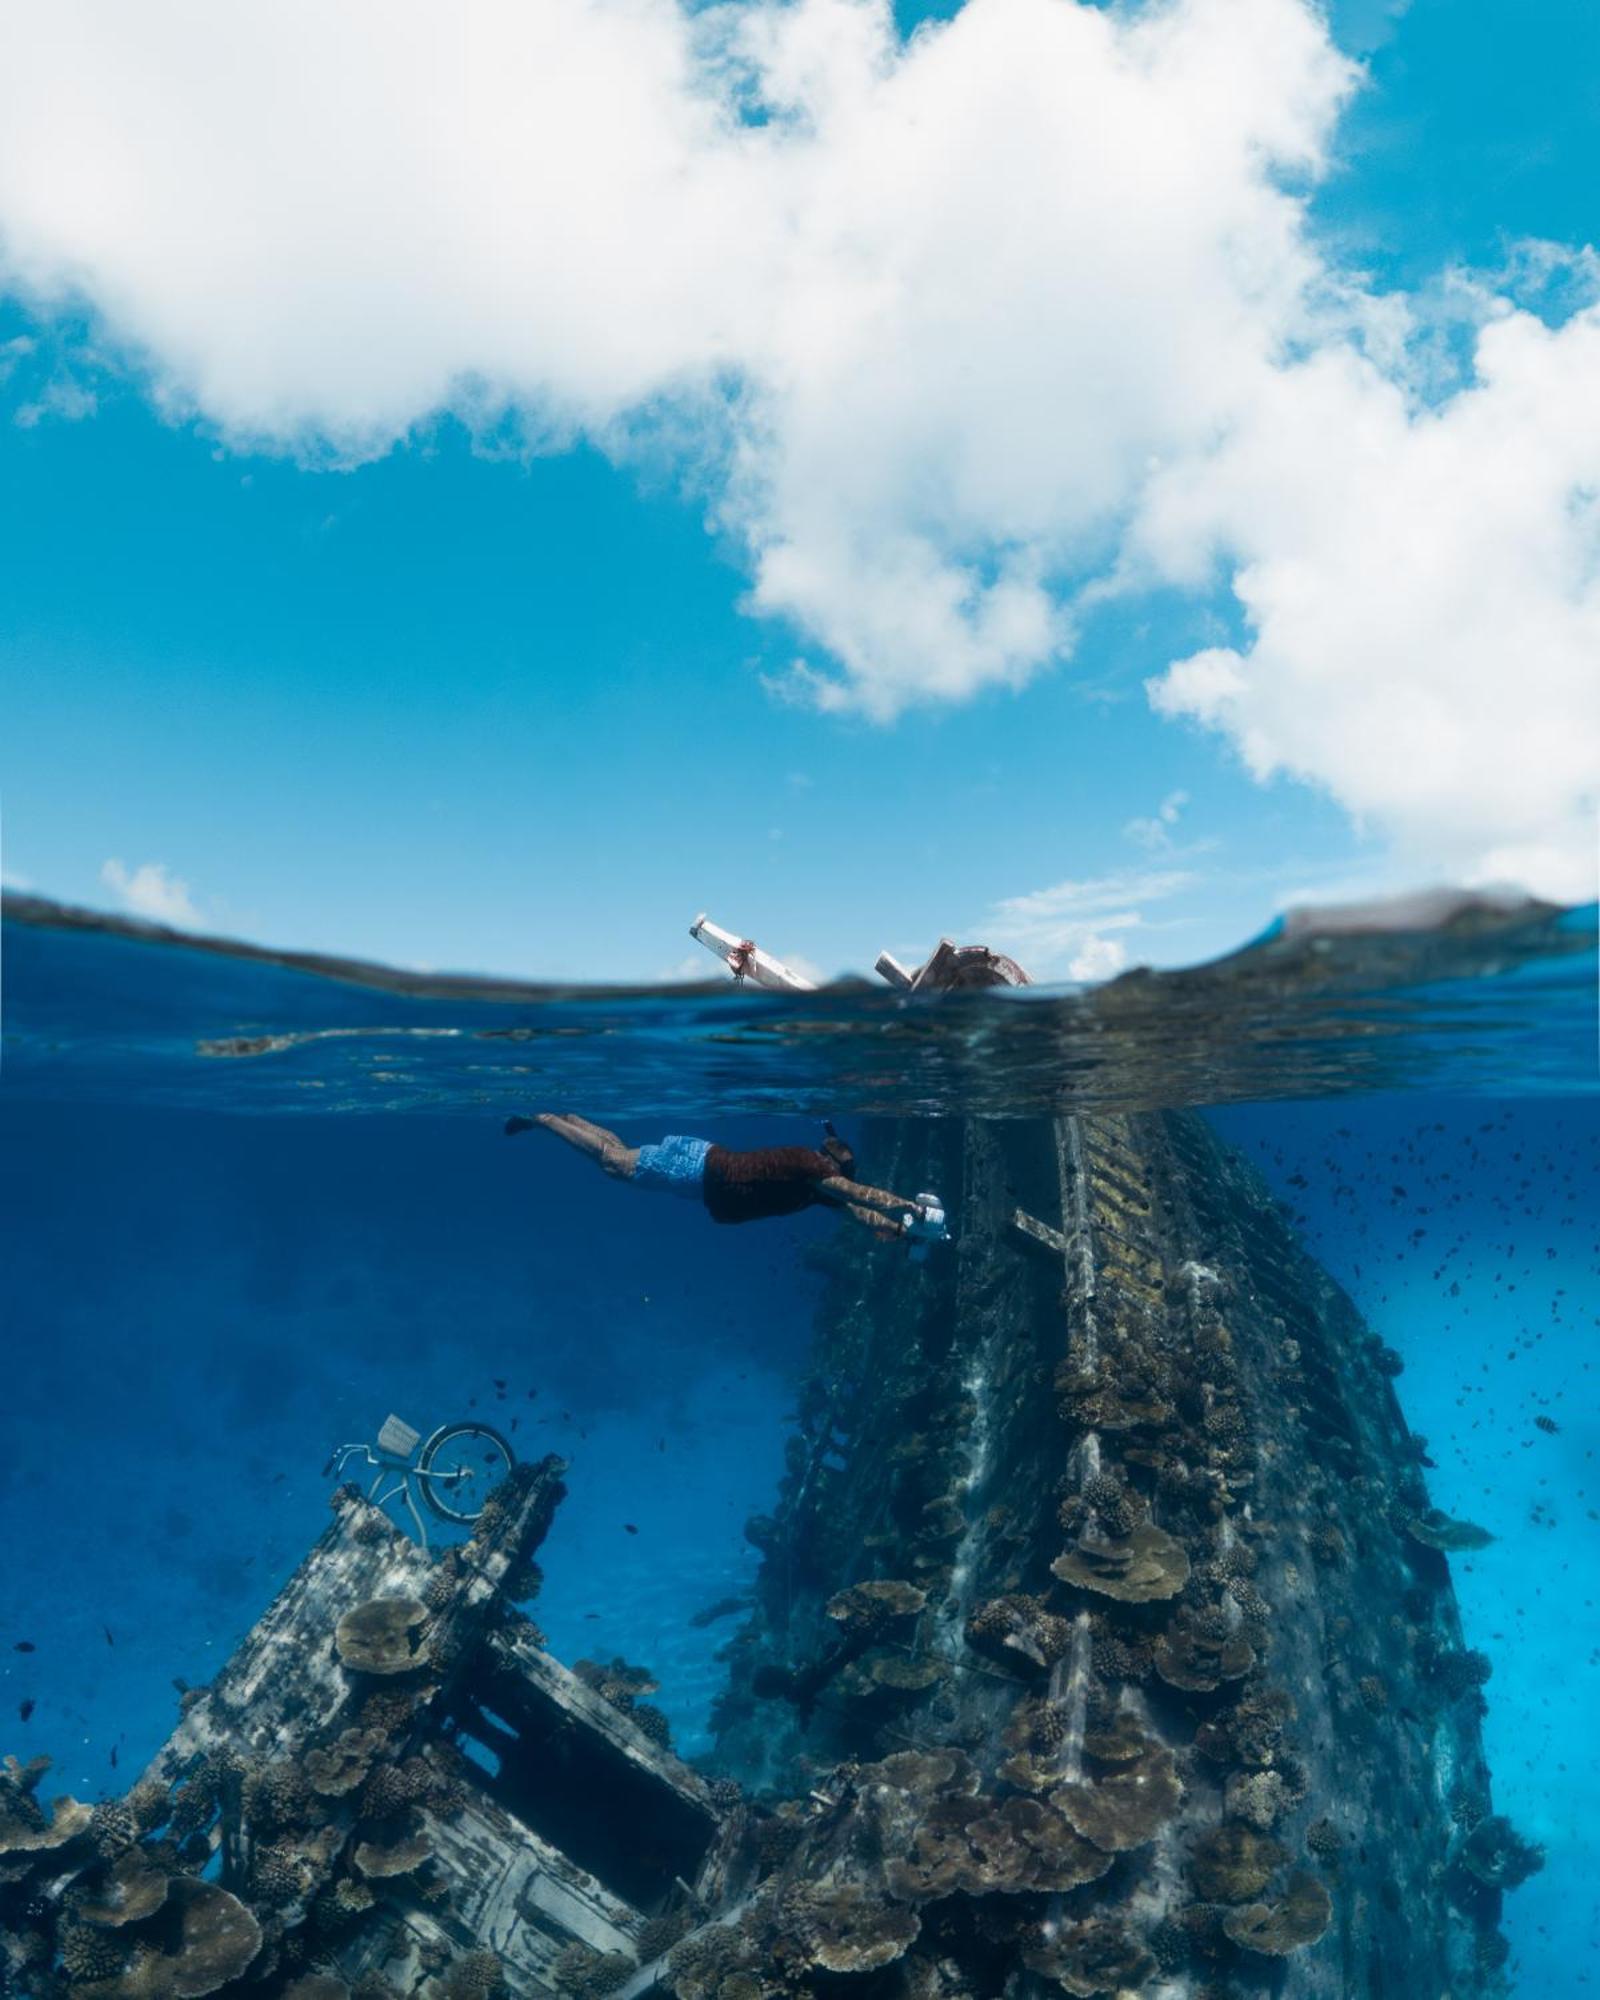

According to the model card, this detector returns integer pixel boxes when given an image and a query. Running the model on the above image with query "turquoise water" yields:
[0,896,1595,1994]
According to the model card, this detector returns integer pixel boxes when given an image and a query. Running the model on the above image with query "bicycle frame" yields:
[328,1442,465,1551]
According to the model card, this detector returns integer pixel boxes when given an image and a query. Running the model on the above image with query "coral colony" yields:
[1,1110,1542,1997]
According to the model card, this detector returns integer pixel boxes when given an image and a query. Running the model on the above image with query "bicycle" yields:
[324,1413,516,1549]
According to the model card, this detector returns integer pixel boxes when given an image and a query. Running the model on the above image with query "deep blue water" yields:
[1,899,1595,1995]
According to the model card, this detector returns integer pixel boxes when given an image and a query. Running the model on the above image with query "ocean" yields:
[0,893,1594,1997]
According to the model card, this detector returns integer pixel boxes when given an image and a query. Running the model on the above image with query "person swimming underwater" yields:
[505,1114,948,1248]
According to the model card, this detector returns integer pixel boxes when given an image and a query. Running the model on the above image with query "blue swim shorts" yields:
[634,1135,713,1197]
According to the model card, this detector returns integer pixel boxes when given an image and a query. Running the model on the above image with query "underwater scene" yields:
[1,891,1595,2000]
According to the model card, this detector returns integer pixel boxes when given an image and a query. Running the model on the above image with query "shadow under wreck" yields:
[0,1113,1540,1998]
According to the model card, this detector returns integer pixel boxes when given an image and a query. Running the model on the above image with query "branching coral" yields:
[966,1595,1072,1671]
[1457,1815,1545,1891]
[1154,1607,1255,1692]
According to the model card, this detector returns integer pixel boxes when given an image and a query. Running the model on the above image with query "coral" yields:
[668,1923,750,2000]
[631,1703,673,1748]
[1305,1817,1342,1858]
[1222,1871,1333,1955]
[1050,1744,1182,1853]
[885,1794,1113,1900]
[60,1922,128,1983]
[87,1801,140,1863]
[863,1653,947,1695]
[282,1980,351,2000]
[548,1941,633,1996]
[864,1749,979,1796]
[825,1580,927,1636]
[424,1550,464,1612]
[1224,1768,1302,1830]
[1358,1675,1388,1713]
[1405,1510,1495,1554]
[574,1658,660,1714]
[1154,1609,1255,1693]
[1457,1815,1545,1891]
[242,1760,312,1835]
[999,1698,1068,1790]
[1080,1710,1149,1764]
[358,1687,422,1737]
[126,1781,172,1836]
[88,1879,263,1997]
[357,1756,433,1819]
[427,1949,506,1998]
[75,1847,171,1928]
[0,1781,91,1856]
[353,1827,432,1878]
[1021,1919,1157,1997]
[1189,1824,1286,1903]
[635,1910,693,1963]
[1089,1627,1152,1683]
[791,1885,921,1973]
[1197,1684,1295,1768]
[966,1595,1072,1672]
[250,1842,310,1908]
[303,1729,387,1799]
[334,1599,431,1676]
[1310,1524,1346,1567]
[1051,1522,1190,1604]
[1419,1641,1493,1703]
[705,1777,742,1813]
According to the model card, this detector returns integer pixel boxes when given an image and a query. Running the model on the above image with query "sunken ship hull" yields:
[0,1110,1527,1998]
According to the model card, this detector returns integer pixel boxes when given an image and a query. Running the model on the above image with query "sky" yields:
[0,0,1596,985]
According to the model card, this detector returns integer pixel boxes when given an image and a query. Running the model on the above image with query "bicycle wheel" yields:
[416,1421,516,1525]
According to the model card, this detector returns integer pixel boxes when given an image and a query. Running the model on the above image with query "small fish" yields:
[13,1641,35,1653]
[110,1745,119,1769]
[623,1523,639,1535]
[493,1378,507,1389]
[18,1698,34,1723]
[103,1626,115,1647]
[1535,1414,1559,1434]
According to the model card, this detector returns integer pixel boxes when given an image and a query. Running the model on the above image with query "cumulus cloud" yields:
[100,858,203,927]
[0,0,1594,897]
[984,865,1196,981]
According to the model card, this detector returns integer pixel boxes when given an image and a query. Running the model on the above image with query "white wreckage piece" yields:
[689,913,1032,993]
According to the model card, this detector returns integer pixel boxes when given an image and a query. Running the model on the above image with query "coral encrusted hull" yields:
[709,1110,1525,1996]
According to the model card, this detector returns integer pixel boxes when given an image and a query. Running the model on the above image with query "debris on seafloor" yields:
[0,1100,1546,1998]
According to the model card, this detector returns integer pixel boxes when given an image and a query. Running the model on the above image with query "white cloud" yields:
[0,0,1594,898]
[1124,789,1191,851]
[984,864,1196,980]
[100,858,203,927]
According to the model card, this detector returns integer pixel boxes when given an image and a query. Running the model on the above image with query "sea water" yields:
[0,898,1594,1995]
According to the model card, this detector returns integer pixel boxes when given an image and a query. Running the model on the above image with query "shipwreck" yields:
[0,1098,1538,1998]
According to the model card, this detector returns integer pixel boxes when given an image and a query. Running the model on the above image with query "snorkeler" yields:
[505,1114,949,1249]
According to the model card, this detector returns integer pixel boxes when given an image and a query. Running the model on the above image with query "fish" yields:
[13,1641,35,1653]
[18,1699,34,1722]
[104,1626,115,1647]
[623,1523,639,1535]
[110,1745,119,1769]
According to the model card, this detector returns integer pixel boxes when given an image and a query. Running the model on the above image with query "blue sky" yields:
[1,0,1595,983]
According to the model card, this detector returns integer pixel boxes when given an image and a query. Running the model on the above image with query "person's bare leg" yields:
[515,1113,639,1180]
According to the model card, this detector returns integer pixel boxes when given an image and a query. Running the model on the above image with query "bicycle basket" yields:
[376,1413,422,1458]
